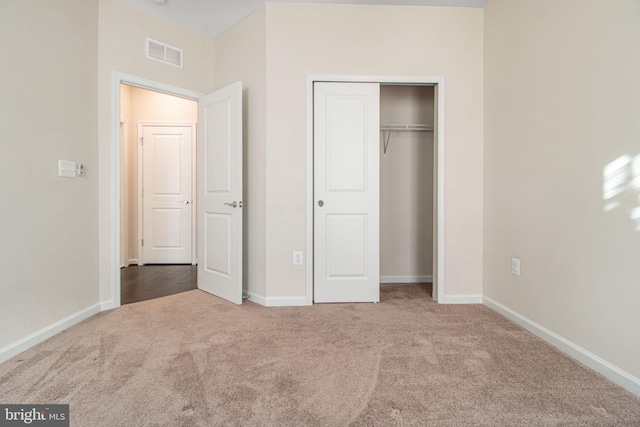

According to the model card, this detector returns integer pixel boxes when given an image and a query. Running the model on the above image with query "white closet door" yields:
[314,82,380,303]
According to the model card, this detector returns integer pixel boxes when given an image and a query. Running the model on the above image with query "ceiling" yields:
[118,0,489,39]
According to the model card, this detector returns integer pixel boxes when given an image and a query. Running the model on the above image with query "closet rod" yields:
[381,124,434,155]
[380,123,434,132]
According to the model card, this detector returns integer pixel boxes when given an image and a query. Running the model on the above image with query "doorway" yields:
[108,74,244,309]
[379,85,434,295]
[119,83,197,304]
[306,75,445,304]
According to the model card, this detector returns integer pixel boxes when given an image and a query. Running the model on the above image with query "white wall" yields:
[380,85,434,280]
[214,7,268,298]
[98,0,216,303]
[484,0,640,379]
[264,4,484,298]
[121,85,197,263]
[0,0,99,349]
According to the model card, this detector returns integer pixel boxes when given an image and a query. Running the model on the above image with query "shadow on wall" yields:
[603,154,640,230]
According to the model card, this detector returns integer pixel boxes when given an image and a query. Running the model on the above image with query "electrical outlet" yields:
[511,257,521,276]
[292,251,304,266]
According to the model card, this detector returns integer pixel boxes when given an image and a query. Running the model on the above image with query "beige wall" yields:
[380,86,434,279]
[264,4,484,297]
[98,0,215,302]
[214,7,268,297]
[0,0,99,348]
[120,85,197,263]
[484,0,640,378]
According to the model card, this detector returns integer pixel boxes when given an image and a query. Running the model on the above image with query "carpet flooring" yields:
[1,284,639,426]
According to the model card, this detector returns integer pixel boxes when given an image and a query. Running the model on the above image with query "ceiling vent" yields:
[145,38,183,69]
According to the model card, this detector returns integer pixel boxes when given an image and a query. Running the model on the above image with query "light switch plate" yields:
[293,251,304,266]
[58,160,76,178]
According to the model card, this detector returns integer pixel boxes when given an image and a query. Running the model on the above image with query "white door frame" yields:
[305,74,446,304]
[137,122,197,266]
[108,72,203,309]
[120,119,129,268]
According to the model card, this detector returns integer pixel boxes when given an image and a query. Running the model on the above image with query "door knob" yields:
[224,201,238,208]
[178,200,190,204]
[318,200,324,207]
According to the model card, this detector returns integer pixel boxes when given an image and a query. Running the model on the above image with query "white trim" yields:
[265,296,310,307]
[305,74,446,305]
[100,300,116,311]
[441,294,483,304]
[434,83,445,303]
[137,121,198,265]
[107,72,203,309]
[119,119,129,268]
[246,291,266,306]
[380,275,433,283]
[0,303,101,364]
[137,123,143,265]
[246,292,311,307]
[127,258,139,266]
[305,78,314,306]
[484,296,640,397]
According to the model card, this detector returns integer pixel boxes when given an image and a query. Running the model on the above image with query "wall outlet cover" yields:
[511,257,521,276]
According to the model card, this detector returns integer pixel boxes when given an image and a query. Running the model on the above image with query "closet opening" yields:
[379,85,435,298]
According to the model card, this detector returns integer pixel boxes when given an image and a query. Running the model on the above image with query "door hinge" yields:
[139,137,143,146]
[142,239,144,246]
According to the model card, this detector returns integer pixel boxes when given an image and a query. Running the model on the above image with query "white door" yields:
[314,82,380,303]
[197,82,243,305]
[142,125,194,264]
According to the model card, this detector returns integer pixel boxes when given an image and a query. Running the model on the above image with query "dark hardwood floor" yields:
[121,264,197,305]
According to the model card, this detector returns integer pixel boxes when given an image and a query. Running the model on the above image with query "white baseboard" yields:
[0,303,102,364]
[245,291,266,306]
[265,296,310,307]
[127,259,139,266]
[246,292,310,307]
[483,296,640,397]
[441,294,483,304]
[380,275,433,284]
[100,300,116,311]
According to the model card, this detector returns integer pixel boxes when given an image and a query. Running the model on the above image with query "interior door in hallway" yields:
[314,82,380,303]
[141,124,195,264]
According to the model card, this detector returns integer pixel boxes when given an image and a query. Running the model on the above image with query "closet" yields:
[380,85,435,290]
[313,82,436,303]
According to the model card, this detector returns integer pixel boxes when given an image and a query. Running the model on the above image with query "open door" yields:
[197,82,243,304]
[314,82,380,303]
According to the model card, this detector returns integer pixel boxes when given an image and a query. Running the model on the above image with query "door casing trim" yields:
[104,72,202,309]
[305,74,446,305]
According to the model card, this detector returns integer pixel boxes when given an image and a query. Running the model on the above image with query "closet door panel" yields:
[314,82,380,303]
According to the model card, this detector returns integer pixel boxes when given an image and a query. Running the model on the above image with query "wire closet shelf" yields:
[381,123,434,155]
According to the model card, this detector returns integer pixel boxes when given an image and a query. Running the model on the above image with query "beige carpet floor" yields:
[1,284,639,426]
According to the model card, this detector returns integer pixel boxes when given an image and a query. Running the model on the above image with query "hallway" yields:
[120,265,197,304]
